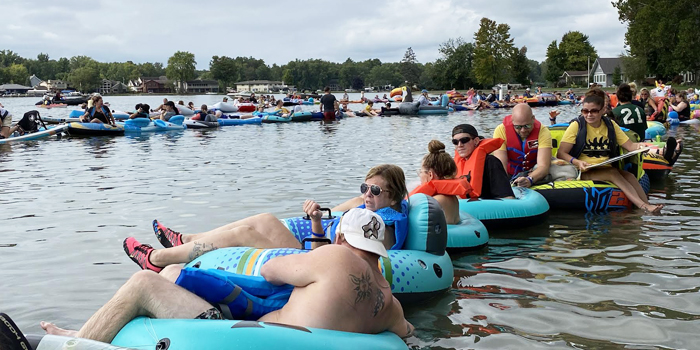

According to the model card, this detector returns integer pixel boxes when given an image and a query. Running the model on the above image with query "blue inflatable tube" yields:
[458,187,549,230]
[416,107,449,116]
[112,317,408,350]
[262,115,291,123]
[68,109,84,118]
[66,122,125,136]
[219,117,263,126]
[645,121,666,139]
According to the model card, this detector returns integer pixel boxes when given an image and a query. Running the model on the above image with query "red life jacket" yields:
[503,115,541,176]
[409,177,472,199]
[454,138,504,198]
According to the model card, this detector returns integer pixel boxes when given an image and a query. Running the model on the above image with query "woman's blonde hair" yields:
[365,164,407,210]
[422,140,457,179]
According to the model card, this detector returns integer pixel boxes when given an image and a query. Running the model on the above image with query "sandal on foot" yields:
[123,237,163,272]
[153,219,183,248]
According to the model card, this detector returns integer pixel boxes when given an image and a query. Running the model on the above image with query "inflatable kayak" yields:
[458,187,549,230]
[37,103,67,109]
[66,122,125,136]
[0,124,69,144]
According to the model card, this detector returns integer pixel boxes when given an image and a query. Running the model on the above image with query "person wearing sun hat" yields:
[451,124,514,199]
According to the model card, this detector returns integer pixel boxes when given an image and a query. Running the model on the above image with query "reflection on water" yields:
[0,96,699,348]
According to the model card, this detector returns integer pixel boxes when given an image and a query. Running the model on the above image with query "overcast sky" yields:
[3,0,627,69]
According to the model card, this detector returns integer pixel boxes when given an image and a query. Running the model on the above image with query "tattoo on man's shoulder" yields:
[372,287,385,317]
[349,270,373,305]
[187,242,217,261]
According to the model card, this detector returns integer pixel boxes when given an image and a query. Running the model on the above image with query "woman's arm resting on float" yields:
[557,142,588,171]
[331,196,364,212]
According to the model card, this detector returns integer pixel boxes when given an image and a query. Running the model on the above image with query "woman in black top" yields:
[669,93,690,121]
[82,96,115,124]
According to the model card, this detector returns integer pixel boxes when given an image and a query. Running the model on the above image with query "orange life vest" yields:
[454,138,504,198]
[408,177,472,199]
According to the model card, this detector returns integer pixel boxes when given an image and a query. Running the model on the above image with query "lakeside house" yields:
[184,80,219,93]
[139,76,172,94]
[591,58,628,87]
[234,80,286,93]
[99,79,129,94]
[559,70,589,87]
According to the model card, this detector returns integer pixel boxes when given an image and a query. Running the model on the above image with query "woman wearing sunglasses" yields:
[123,165,409,272]
[409,140,469,224]
[557,90,663,214]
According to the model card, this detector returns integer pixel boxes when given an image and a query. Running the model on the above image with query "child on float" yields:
[410,140,469,224]
[556,90,663,214]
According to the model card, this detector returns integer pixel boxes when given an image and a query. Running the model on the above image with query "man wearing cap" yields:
[452,124,514,199]
[523,88,533,98]
[40,208,414,343]
[418,89,430,106]
[492,103,553,188]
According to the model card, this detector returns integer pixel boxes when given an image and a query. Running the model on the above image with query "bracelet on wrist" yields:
[570,157,576,164]
[311,231,325,238]
[526,176,533,185]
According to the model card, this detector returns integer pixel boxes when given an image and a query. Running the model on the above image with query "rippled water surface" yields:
[1,95,699,349]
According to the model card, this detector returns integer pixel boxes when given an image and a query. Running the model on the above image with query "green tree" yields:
[544,40,565,84]
[613,0,700,81]
[282,69,293,86]
[510,46,530,85]
[433,38,475,90]
[210,56,238,89]
[612,66,622,86]
[472,18,514,87]
[6,63,29,84]
[368,63,402,88]
[558,31,598,71]
[620,54,647,83]
[166,51,196,92]
[528,59,542,84]
[400,47,421,85]
[0,50,24,67]
[69,66,101,92]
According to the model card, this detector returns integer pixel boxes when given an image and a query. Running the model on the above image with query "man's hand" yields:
[303,199,323,221]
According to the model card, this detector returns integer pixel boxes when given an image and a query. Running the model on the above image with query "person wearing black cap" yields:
[451,124,514,199]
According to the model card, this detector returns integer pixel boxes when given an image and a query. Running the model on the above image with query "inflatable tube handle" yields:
[301,237,331,250]
[302,208,334,220]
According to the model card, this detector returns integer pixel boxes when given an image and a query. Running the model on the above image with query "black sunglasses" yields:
[360,183,388,196]
[452,136,474,146]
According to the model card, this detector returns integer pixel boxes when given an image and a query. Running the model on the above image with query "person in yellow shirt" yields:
[274,100,291,118]
[557,91,663,213]
[492,104,552,187]
[363,101,378,116]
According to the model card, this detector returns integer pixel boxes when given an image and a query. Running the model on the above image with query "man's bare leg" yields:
[181,213,294,244]
[41,270,213,343]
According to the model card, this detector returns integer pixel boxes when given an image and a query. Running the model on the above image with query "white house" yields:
[590,58,628,87]
[234,80,286,93]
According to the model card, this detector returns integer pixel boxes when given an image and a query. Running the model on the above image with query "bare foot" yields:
[40,321,78,337]
[641,203,664,214]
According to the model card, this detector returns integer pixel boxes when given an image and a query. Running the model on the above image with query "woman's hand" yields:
[573,159,589,171]
[303,200,323,221]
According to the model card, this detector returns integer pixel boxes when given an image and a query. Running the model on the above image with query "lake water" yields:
[1,94,699,349]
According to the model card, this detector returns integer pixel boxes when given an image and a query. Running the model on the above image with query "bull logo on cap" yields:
[362,217,381,240]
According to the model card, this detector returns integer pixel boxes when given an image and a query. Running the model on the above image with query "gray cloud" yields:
[2,0,626,68]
